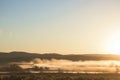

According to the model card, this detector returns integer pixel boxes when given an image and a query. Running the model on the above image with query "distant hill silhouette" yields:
[0,51,120,64]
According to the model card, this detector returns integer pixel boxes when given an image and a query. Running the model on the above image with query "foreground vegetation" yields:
[0,73,120,80]
[0,64,120,80]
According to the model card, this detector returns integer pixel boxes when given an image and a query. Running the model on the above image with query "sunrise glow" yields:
[105,32,120,55]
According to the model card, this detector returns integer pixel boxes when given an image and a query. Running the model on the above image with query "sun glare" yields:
[105,33,120,55]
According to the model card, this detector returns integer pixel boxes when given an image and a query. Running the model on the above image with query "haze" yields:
[0,0,120,54]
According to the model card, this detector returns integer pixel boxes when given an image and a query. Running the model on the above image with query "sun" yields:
[105,33,120,55]
[107,39,120,54]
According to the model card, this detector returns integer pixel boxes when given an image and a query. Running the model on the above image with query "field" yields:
[0,73,120,80]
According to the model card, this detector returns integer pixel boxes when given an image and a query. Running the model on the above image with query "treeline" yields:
[0,64,50,73]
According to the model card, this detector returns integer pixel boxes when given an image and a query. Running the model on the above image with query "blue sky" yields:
[0,0,120,54]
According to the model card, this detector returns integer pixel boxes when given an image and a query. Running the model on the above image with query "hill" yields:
[0,51,120,64]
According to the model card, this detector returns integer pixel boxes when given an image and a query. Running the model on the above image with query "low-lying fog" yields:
[18,58,120,73]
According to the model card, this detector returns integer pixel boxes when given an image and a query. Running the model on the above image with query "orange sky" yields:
[0,0,120,54]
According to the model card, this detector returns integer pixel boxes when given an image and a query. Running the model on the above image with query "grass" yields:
[0,73,120,80]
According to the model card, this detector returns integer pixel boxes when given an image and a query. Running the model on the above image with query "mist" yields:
[18,58,120,73]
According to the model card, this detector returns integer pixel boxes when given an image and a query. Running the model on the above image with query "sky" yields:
[0,0,120,54]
